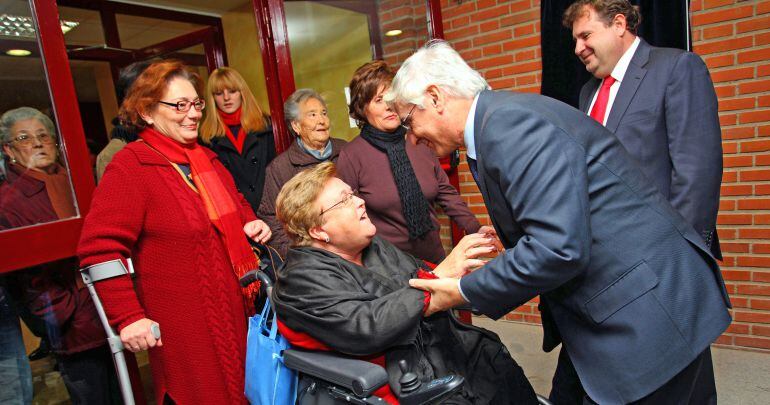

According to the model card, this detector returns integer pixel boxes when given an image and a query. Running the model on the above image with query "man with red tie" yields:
[551,1,724,404]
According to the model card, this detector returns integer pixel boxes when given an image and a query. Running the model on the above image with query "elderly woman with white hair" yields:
[0,107,75,227]
[258,88,347,256]
[1,107,125,404]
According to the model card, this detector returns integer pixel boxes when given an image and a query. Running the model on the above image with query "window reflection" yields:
[0,107,77,229]
[1,1,107,403]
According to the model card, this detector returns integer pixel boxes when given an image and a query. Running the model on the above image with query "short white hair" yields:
[385,40,489,107]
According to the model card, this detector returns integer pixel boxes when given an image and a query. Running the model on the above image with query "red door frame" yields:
[0,0,228,273]
[0,0,95,273]
[255,0,447,154]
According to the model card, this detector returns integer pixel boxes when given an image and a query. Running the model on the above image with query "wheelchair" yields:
[241,266,553,405]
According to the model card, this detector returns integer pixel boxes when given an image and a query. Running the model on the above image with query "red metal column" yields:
[427,0,471,325]
[1,0,95,272]
[253,0,297,154]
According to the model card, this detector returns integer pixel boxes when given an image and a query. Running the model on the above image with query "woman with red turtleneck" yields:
[200,67,276,212]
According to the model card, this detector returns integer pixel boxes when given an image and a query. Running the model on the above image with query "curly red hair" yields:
[119,59,202,129]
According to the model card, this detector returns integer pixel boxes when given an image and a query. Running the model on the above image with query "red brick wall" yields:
[691,0,770,352]
[379,0,431,67]
[438,0,770,352]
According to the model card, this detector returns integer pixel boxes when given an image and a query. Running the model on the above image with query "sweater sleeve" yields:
[257,164,291,257]
[77,155,147,331]
[431,154,481,233]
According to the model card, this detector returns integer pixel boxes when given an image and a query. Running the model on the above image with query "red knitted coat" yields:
[78,141,256,404]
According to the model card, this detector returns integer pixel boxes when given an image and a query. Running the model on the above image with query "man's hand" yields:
[432,233,496,279]
[244,220,272,243]
[410,278,468,316]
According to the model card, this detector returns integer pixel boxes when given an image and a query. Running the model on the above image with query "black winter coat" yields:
[208,127,276,212]
[272,236,537,404]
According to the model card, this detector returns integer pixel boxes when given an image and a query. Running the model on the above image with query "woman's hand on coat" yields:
[244,219,272,243]
[120,318,162,352]
[432,233,497,279]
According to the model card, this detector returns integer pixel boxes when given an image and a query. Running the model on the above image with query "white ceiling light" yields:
[0,14,79,38]
[6,49,31,56]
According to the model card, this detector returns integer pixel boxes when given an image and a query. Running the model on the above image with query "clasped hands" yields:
[413,226,500,316]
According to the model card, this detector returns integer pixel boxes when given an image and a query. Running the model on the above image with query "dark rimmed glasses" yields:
[158,98,205,113]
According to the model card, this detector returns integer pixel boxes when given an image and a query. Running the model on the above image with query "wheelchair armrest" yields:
[283,349,388,398]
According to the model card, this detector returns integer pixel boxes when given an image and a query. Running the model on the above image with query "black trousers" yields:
[550,347,717,405]
[57,345,123,405]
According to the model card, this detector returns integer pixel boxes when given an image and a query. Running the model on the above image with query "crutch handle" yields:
[151,323,161,340]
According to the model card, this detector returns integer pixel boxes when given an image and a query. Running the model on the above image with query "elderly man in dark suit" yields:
[392,40,731,405]
[557,2,724,402]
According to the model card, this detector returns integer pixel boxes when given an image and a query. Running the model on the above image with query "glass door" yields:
[284,0,430,141]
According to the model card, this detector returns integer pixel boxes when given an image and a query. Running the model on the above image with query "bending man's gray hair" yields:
[0,107,56,145]
[284,88,327,137]
[385,40,489,107]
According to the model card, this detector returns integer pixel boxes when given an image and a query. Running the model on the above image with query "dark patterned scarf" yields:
[359,124,434,239]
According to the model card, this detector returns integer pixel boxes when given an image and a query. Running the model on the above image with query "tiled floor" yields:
[475,317,770,405]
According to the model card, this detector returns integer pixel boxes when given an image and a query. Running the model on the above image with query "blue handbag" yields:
[245,296,298,405]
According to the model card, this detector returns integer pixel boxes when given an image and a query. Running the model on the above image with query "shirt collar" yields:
[609,36,641,82]
[464,93,481,160]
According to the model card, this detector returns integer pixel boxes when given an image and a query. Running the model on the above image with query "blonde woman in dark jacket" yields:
[200,67,276,212]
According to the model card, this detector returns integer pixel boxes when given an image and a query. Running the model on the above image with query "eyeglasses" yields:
[158,99,205,113]
[400,104,417,131]
[8,133,55,147]
[319,190,357,216]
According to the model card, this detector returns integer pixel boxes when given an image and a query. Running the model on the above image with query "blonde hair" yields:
[276,162,337,247]
[200,67,268,144]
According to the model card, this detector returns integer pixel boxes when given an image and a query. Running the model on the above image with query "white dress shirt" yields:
[587,36,641,125]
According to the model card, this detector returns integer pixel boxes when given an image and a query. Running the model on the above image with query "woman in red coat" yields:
[78,60,271,405]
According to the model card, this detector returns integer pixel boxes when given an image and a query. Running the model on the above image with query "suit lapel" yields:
[473,92,513,247]
[473,92,491,205]
[580,78,600,113]
[605,40,650,133]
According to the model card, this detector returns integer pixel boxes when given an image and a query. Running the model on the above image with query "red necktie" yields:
[589,76,616,124]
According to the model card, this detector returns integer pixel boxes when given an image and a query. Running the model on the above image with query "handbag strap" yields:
[259,296,281,340]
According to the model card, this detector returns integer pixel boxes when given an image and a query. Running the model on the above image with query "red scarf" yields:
[219,108,246,154]
[14,163,75,219]
[138,127,260,307]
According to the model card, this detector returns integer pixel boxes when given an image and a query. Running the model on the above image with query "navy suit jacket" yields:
[460,90,731,404]
[579,39,723,259]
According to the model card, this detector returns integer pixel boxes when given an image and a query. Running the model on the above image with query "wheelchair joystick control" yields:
[397,359,465,405]
[398,360,421,394]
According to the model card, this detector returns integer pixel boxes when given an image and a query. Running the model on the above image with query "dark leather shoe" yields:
[28,340,50,361]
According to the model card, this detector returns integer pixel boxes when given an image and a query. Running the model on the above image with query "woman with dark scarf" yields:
[0,107,127,404]
[200,67,276,212]
[96,60,152,181]
[337,61,482,264]
[78,60,270,404]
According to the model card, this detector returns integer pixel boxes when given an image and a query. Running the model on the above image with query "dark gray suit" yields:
[460,90,731,404]
[579,39,723,259]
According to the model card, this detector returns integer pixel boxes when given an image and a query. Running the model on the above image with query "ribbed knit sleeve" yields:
[77,153,147,331]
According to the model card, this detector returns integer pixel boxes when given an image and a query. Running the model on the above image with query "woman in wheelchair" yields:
[272,162,538,404]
